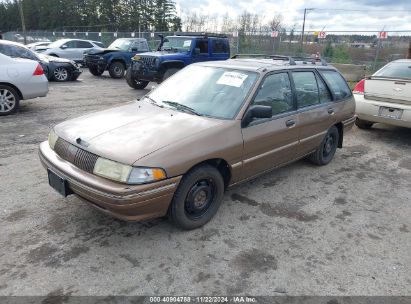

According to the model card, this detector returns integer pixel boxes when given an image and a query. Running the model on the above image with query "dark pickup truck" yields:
[126,32,230,89]
[84,38,150,79]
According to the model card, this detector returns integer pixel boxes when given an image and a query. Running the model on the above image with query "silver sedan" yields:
[0,53,48,115]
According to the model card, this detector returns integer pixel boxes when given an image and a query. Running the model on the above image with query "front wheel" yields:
[125,67,149,89]
[0,85,20,116]
[168,165,224,230]
[308,126,339,166]
[53,67,70,82]
[108,61,125,79]
[355,118,374,129]
[89,66,104,76]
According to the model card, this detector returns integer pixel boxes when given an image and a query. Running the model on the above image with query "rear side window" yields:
[212,39,229,53]
[0,44,14,57]
[320,70,352,100]
[374,62,411,79]
[76,41,93,48]
[292,71,320,107]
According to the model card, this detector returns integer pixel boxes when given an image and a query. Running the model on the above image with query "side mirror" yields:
[60,45,68,49]
[131,47,138,52]
[241,105,272,128]
[194,48,200,55]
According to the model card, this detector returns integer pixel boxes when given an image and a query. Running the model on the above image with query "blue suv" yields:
[84,38,150,79]
[126,33,230,89]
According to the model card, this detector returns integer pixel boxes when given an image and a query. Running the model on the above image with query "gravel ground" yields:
[0,71,410,296]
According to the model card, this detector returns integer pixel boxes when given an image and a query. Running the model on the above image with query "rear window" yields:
[374,62,411,79]
[212,39,229,54]
[319,70,352,101]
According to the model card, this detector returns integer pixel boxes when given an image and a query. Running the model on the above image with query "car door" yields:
[58,40,77,60]
[291,70,335,157]
[74,40,94,61]
[191,39,210,63]
[210,39,229,61]
[241,71,299,180]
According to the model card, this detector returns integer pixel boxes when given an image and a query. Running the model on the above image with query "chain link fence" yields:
[4,30,411,73]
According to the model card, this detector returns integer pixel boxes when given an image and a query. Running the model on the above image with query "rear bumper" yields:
[21,75,49,99]
[39,141,181,221]
[355,94,411,128]
[342,115,356,132]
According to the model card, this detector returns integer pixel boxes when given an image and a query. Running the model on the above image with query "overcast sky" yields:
[176,0,411,33]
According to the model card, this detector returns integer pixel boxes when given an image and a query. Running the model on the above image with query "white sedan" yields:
[0,53,48,115]
[353,59,411,129]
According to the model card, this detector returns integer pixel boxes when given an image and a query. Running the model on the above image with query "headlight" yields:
[48,129,58,150]
[93,157,166,184]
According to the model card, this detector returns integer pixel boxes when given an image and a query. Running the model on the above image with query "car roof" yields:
[0,40,29,49]
[197,58,337,73]
[391,59,411,63]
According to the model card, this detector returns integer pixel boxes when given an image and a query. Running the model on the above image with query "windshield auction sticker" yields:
[217,72,248,87]
[183,40,192,47]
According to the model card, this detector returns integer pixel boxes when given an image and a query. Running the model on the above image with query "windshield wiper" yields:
[162,101,201,116]
[144,96,163,108]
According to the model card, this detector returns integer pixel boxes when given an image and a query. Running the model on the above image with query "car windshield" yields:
[374,62,411,79]
[147,65,258,119]
[108,39,132,51]
[162,37,192,52]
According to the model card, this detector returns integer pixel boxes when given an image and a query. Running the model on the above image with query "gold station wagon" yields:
[39,55,356,229]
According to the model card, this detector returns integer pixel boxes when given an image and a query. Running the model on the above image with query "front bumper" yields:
[130,61,161,82]
[39,141,181,221]
[355,94,411,128]
[84,56,107,71]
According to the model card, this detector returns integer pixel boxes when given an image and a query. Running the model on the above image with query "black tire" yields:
[52,66,70,82]
[108,61,125,79]
[125,67,149,89]
[0,85,20,116]
[89,66,104,76]
[168,165,225,230]
[309,126,339,166]
[355,118,374,129]
[162,68,179,81]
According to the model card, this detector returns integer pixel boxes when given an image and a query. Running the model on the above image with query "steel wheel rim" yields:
[54,67,68,81]
[0,89,16,113]
[184,178,216,220]
[323,133,335,158]
[114,65,123,76]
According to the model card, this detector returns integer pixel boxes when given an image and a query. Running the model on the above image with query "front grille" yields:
[54,138,98,173]
[140,56,156,68]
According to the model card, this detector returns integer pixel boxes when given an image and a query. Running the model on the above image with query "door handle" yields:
[285,119,296,127]
[327,108,335,115]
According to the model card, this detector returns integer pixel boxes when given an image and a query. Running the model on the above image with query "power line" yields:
[309,8,411,13]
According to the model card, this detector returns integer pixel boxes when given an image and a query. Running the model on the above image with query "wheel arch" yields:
[184,158,232,190]
[108,58,126,67]
[160,61,185,72]
[0,82,23,100]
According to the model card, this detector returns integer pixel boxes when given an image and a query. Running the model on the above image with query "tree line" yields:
[0,0,182,32]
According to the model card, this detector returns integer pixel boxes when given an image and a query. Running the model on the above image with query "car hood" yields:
[54,101,224,165]
[139,51,188,58]
[38,53,72,64]
[86,48,121,55]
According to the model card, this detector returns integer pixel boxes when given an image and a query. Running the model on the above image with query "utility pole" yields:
[301,8,307,51]
[17,0,27,44]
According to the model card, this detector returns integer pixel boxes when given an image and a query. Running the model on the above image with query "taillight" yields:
[353,79,365,94]
[33,64,44,76]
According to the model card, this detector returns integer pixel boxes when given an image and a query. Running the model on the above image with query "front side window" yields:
[320,70,352,100]
[195,39,208,54]
[251,72,293,116]
[76,41,93,48]
[292,71,320,107]
[148,65,258,119]
[132,40,149,52]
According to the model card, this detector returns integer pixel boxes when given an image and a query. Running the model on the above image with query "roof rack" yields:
[173,32,228,38]
[231,54,328,66]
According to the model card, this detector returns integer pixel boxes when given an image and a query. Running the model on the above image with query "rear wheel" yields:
[309,126,339,166]
[125,67,149,89]
[162,68,179,81]
[0,85,20,116]
[89,66,104,76]
[53,67,70,82]
[108,61,125,79]
[355,118,374,129]
[168,165,224,230]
